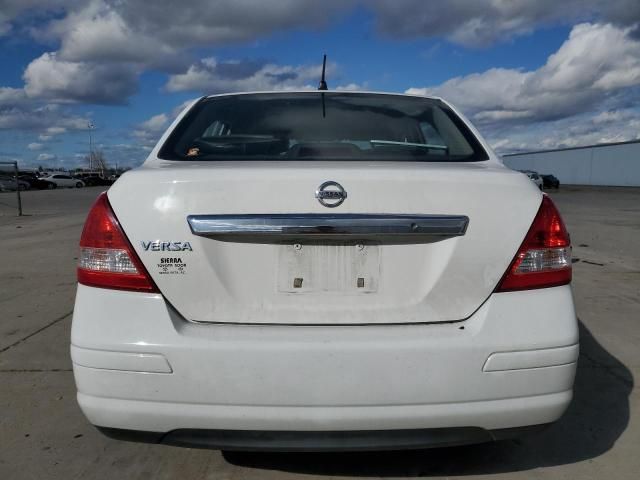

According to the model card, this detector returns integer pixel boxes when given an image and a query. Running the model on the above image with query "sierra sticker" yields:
[157,257,187,275]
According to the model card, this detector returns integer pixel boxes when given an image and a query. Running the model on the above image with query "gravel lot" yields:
[1,185,638,479]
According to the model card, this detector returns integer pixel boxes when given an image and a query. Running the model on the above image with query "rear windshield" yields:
[158,93,488,162]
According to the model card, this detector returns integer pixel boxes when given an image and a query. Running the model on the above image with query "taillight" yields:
[496,195,571,292]
[77,192,158,292]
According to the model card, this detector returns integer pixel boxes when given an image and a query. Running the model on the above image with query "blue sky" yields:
[1,1,640,170]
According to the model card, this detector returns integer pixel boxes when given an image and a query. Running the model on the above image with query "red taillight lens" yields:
[77,192,158,292]
[496,195,572,292]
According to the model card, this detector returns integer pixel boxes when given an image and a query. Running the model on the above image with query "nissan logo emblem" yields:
[315,181,347,208]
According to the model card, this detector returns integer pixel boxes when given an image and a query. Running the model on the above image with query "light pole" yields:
[88,121,95,171]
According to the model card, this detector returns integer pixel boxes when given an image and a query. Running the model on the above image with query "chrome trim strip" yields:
[187,214,468,238]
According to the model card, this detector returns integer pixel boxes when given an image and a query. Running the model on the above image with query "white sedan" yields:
[43,174,84,188]
[72,91,577,451]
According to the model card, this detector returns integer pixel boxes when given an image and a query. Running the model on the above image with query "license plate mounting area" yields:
[278,242,380,294]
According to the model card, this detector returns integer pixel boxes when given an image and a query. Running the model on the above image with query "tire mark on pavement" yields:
[0,310,73,354]
[0,369,72,372]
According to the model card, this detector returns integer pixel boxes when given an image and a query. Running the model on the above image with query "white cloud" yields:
[45,1,183,70]
[490,110,640,153]
[132,113,170,145]
[591,110,633,124]
[23,52,138,104]
[27,142,44,150]
[407,23,640,125]
[405,23,640,153]
[33,0,350,71]
[132,100,195,146]
[335,83,366,91]
[139,113,169,131]
[0,87,28,106]
[1,1,639,63]
[45,126,67,135]
[93,0,350,52]
[13,0,638,54]
[170,99,197,117]
[2,0,636,107]
[166,57,327,93]
[0,0,76,38]
[371,0,640,47]
[0,88,91,139]
[37,152,57,161]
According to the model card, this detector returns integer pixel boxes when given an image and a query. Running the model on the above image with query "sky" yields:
[1,0,640,170]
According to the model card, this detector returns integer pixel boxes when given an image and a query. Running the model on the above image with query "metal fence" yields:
[0,161,22,216]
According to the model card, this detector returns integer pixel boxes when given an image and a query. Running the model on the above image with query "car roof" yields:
[204,90,442,102]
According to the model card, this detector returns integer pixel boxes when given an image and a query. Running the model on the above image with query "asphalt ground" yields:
[0,185,638,479]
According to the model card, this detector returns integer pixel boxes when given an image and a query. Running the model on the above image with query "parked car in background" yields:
[72,91,577,452]
[80,175,113,187]
[541,174,560,189]
[0,177,15,192]
[0,175,30,191]
[19,174,57,190]
[43,174,85,188]
[520,170,543,190]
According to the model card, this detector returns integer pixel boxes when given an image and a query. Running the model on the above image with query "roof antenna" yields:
[318,54,328,91]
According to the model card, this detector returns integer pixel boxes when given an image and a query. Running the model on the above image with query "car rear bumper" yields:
[71,284,578,447]
[95,424,549,451]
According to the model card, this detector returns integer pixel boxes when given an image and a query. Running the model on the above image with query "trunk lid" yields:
[108,160,540,324]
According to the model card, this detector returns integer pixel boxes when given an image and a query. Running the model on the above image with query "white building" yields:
[502,139,640,187]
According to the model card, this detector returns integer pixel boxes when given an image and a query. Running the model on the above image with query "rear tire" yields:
[76,182,84,188]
